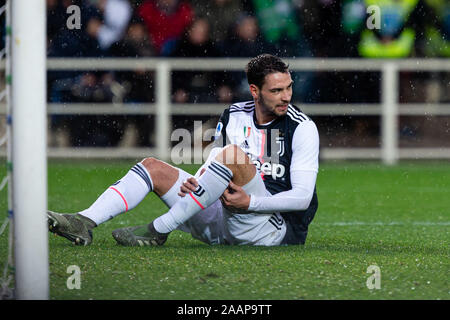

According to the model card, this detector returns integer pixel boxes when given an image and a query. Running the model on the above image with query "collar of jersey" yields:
[252,109,284,129]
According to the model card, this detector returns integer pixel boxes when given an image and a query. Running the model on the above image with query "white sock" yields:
[153,160,232,233]
[79,162,153,225]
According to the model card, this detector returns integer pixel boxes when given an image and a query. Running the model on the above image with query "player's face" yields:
[254,72,293,119]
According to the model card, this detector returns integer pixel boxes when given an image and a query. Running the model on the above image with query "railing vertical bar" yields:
[381,62,399,165]
[156,61,171,160]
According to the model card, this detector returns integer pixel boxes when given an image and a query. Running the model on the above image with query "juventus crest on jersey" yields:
[213,100,316,196]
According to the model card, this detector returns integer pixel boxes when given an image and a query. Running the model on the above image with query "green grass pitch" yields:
[0,160,449,300]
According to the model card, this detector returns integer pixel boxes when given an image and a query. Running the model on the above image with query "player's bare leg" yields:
[48,157,181,245]
[112,145,257,246]
[140,157,180,197]
[215,144,256,185]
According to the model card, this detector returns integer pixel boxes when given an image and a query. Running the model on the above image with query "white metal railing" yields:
[1,58,450,163]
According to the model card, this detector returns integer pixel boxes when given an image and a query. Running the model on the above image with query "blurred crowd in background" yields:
[1,0,449,147]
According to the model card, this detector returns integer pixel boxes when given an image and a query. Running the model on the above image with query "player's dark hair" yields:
[246,54,289,88]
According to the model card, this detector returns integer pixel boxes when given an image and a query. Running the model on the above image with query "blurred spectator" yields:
[48,0,132,147]
[48,0,102,57]
[111,18,155,57]
[421,0,450,103]
[221,14,275,101]
[222,14,274,57]
[338,0,421,146]
[171,18,225,103]
[341,0,421,58]
[110,17,155,104]
[300,0,344,57]
[169,17,229,134]
[333,0,425,105]
[250,0,316,102]
[171,17,221,57]
[66,72,127,147]
[48,0,104,107]
[48,0,131,57]
[301,0,381,103]
[88,0,132,52]
[401,0,450,145]
[192,0,244,43]
[138,0,193,55]
[43,0,449,149]
[339,0,367,57]
[47,0,68,47]
[420,0,450,58]
[111,17,156,146]
[110,17,155,103]
[251,0,311,57]
[48,0,131,60]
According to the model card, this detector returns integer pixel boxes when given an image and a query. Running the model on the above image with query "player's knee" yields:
[215,144,250,166]
[139,157,180,196]
[140,157,161,174]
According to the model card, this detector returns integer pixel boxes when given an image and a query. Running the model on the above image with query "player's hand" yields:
[178,177,199,197]
[178,169,206,197]
[220,181,251,214]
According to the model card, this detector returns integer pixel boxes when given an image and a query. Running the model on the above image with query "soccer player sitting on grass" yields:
[48,54,319,246]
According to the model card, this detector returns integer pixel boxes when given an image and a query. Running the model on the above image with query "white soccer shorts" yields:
[159,167,286,246]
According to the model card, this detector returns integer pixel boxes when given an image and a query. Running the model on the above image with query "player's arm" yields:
[96,0,132,50]
[246,120,319,213]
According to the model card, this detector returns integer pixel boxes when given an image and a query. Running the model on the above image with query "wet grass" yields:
[1,160,449,300]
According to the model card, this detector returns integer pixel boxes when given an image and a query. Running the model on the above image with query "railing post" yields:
[381,62,399,165]
[155,61,171,161]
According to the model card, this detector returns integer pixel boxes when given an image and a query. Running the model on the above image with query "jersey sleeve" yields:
[247,120,320,213]
[290,120,320,173]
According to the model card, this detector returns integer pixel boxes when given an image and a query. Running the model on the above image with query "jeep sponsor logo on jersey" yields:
[253,159,286,180]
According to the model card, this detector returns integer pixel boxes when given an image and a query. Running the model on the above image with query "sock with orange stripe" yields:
[153,160,232,233]
[78,162,153,225]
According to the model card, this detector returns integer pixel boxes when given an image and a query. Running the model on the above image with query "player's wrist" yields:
[248,194,257,212]
[245,194,251,210]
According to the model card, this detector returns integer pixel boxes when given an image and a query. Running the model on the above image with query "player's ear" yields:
[249,84,259,99]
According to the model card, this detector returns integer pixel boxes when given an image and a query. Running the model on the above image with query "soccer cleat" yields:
[111,222,168,247]
[47,211,96,246]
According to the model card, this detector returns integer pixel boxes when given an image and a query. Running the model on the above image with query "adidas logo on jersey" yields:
[240,140,250,149]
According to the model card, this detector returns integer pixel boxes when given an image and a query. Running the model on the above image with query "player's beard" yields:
[258,92,288,118]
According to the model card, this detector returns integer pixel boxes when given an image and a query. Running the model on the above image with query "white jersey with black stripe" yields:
[214,101,319,187]
[211,100,319,245]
